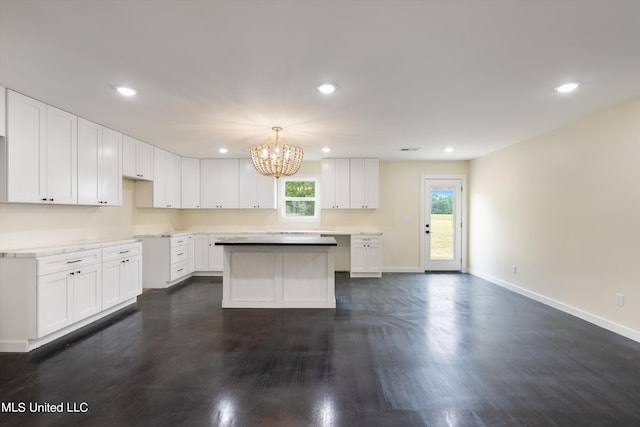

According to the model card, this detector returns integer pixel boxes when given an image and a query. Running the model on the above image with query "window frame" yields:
[278,174,321,222]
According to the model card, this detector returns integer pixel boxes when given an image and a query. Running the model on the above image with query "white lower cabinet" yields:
[140,235,192,288]
[208,234,228,271]
[101,242,142,309]
[38,270,75,337]
[0,240,142,352]
[350,234,382,278]
[193,233,233,273]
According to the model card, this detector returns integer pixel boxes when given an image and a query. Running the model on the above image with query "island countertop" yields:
[216,236,337,246]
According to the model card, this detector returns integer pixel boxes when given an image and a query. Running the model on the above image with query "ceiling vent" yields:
[400,147,421,152]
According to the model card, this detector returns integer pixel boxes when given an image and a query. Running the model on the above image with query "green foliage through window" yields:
[285,201,316,216]
[285,181,315,197]
[431,193,453,214]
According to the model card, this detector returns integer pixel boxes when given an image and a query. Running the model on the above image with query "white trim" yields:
[278,174,321,222]
[420,175,467,272]
[470,269,640,343]
[382,267,423,273]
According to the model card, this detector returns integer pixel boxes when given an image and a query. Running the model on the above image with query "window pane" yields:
[430,189,454,260]
[285,201,315,216]
[285,181,315,198]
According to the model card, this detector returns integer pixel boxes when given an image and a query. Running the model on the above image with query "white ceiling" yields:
[1,0,639,161]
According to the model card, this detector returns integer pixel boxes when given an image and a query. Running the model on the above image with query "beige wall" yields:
[1,160,468,272]
[181,160,469,270]
[469,97,640,336]
[0,180,181,249]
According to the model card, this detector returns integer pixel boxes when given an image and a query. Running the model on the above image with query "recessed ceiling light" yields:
[116,86,137,97]
[218,148,228,154]
[316,82,338,95]
[444,147,454,153]
[321,147,331,153]
[554,82,580,93]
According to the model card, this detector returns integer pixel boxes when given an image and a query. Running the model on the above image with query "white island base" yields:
[218,237,337,308]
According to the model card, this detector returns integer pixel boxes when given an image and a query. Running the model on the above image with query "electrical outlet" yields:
[616,293,624,307]
[512,265,517,274]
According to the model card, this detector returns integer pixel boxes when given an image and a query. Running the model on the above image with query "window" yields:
[279,175,320,222]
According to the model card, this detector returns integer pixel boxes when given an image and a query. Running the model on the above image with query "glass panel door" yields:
[424,179,462,271]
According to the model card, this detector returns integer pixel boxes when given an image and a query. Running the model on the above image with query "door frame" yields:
[420,175,467,272]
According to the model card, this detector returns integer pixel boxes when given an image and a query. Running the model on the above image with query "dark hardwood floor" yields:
[1,273,640,426]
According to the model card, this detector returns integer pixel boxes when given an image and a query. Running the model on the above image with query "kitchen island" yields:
[216,236,337,308]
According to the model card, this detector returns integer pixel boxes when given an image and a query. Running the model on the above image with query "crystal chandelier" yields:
[250,126,304,178]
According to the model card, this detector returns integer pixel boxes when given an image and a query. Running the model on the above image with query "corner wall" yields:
[469,97,640,339]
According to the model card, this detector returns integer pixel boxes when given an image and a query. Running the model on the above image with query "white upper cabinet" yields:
[2,90,77,204]
[0,86,6,137]
[100,127,123,206]
[321,158,350,209]
[77,118,122,206]
[2,90,47,203]
[238,159,276,209]
[45,105,78,204]
[181,157,200,209]
[350,158,379,209]
[122,135,153,180]
[200,159,239,208]
[137,147,181,208]
[165,150,181,207]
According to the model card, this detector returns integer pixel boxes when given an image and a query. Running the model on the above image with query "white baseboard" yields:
[470,269,640,344]
[382,267,423,273]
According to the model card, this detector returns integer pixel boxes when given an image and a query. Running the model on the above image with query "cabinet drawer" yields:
[171,245,188,263]
[352,236,380,245]
[38,249,101,276]
[102,242,142,262]
[171,236,189,248]
[170,260,188,281]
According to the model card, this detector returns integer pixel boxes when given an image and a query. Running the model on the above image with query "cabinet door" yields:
[100,127,122,206]
[38,271,74,337]
[5,90,47,203]
[238,159,257,208]
[200,159,220,208]
[181,157,200,208]
[123,256,142,299]
[46,105,77,204]
[165,151,181,208]
[152,147,167,208]
[194,234,209,271]
[255,173,276,209]
[136,140,153,180]
[321,159,349,208]
[218,159,239,208]
[366,241,382,272]
[73,264,101,321]
[363,159,379,209]
[102,259,123,309]
[321,159,336,209]
[208,235,230,271]
[350,159,379,209]
[350,242,367,273]
[122,135,137,178]
[77,118,102,205]
[187,235,195,274]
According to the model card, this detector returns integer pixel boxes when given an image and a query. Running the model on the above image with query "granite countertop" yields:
[135,231,194,238]
[0,238,140,258]
[216,236,338,246]
[188,229,383,236]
